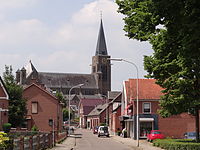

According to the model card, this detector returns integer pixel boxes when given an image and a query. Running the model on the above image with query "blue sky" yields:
[0,0,153,90]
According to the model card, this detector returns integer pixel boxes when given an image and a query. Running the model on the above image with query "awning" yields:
[139,118,154,122]
[125,119,134,122]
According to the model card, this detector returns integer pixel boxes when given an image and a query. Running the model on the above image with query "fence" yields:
[12,133,53,150]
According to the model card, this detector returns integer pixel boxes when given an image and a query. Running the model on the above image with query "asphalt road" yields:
[74,129,136,150]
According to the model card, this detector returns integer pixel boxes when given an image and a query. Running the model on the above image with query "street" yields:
[73,129,137,150]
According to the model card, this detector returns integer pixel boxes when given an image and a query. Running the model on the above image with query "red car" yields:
[147,130,164,142]
[93,126,99,134]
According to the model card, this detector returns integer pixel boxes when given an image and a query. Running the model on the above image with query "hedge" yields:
[153,139,200,150]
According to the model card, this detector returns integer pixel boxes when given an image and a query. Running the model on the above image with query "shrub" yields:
[0,132,9,149]
[31,125,38,132]
[153,139,200,150]
[2,123,11,133]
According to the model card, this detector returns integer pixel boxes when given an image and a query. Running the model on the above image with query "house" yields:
[22,83,63,133]
[87,103,109,129]
[108,92,122,135]
[122,79,195,139]
[0,77,9,130]
[79,98,105,128]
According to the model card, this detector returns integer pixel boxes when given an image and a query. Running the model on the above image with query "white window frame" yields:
[143,102,151,114]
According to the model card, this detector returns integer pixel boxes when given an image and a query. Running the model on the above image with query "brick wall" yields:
[23,84,62,133]
[159,113,195,138]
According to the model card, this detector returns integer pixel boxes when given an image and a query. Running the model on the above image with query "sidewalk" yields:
[50,135,76,150]
[111,135,162,150]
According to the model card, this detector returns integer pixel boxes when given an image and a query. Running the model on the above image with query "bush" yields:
[0,132,9,149]
[153,139,200,150]
[31,125,38,132]
[2,123,11,133]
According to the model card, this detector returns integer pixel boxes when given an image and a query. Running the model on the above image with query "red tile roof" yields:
[127,79,163,100]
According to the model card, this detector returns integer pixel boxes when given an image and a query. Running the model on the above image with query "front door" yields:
[140,122,153,138]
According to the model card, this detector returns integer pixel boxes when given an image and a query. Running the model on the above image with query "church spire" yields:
[95,19,108,56]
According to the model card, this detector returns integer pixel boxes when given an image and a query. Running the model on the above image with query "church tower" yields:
[92,19,111,95]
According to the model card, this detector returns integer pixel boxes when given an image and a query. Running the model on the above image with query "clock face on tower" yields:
[102,58,107,64]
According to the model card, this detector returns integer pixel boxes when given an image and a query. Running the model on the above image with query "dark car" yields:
[93,126,99,134]
[184,132,198,140]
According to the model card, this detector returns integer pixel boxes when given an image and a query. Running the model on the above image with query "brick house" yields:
[23,83,63,133]
[109,94,122,135]
[0,76,9,130]
[122,79,195,139]
[87,103,108,129]
[79,99,105,128]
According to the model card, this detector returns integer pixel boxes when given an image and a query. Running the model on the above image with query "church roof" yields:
[95,19,108,56]
[38,72,98,89]
[24,60,38,78]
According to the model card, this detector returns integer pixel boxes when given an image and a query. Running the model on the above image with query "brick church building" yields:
[16,19,111,99]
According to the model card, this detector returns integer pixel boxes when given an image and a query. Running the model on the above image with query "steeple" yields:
[95,19,108,56]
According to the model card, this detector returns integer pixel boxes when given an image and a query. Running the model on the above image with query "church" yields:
[16,19,111,99]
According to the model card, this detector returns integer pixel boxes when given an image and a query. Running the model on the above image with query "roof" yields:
[80,98,106,115]
[80,98,105,106]
[24,60,38,78]
[95,19,108,56]
[126,79,163,100]
[108,91,121,100]
[38,72,98,89]
[23,83,58,101]
[0,76,9,99]
[87,103,108,116]
[78,94,102,99]
[110,92,122,104]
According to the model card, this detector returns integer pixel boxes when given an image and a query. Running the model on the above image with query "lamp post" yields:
[68,83,84,135]
[108,58,139,147]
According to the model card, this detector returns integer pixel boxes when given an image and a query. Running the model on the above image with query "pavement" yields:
[50,129,162,150]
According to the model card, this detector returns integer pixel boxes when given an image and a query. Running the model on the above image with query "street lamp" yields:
[68,83,84,135]
[108,58,139,147]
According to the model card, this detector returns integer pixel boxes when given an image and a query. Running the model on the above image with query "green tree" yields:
[3,65,27,127]
[55,91,66,106]
[63,108,71,121]
[116,0,200,141]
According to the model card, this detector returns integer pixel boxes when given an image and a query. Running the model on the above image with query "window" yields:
[32,102,38,114]
[143,102,151,114]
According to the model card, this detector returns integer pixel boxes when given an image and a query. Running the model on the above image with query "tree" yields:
[116,0,200,141]
[63,108,72,121]
[55,91,66,106]
[3,66,27,127]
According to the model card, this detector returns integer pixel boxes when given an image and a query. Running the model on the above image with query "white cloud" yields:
[0,0,153,90]
[0,0,37,11]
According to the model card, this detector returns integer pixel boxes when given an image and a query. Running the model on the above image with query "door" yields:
[140,122,153,138]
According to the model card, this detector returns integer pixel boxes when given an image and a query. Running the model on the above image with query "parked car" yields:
[93,126,99,134]
[183,132,198,140]
[147,130,164,142]
[98,126,109,137]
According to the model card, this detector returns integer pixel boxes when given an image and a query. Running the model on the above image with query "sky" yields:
[0,0,153,91]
